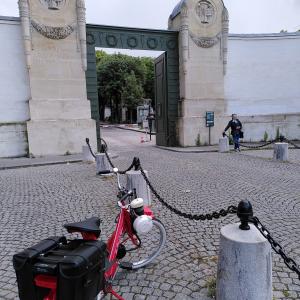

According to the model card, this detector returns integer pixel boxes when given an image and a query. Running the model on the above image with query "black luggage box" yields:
[13,237,107,300]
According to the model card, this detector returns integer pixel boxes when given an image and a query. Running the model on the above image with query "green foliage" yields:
[283,290,290,297]
[140,57,155,101]
[195,134,201,146]
[205,277,216,298]
[263,131,269,142]
[96,51,154,122]
[95,50,108,65]
[122,71,143,108]
[276,127,281,140]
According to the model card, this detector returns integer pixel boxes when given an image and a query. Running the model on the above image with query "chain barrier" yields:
[283,138,300,149]
[99,138,237,220]
[250,216,300,280]
[98,138,137,175]
[239,139,276,149]
[224,133,300,150]
[137,163,237,221]
[85,138,96,159]
[96,138,300,279]
[222,133,279,149]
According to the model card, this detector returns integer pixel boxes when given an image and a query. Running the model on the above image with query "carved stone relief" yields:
[196,0,215,25]
[40,0,66,10]
[31,20,74,40]
[190,32,221,48]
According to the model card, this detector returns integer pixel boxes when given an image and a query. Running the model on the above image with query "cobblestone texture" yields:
[0,128,299,299]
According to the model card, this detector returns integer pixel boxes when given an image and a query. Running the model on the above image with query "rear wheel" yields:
[119,219,166,270]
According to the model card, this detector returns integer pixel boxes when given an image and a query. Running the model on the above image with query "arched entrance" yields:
[85,24,179,149]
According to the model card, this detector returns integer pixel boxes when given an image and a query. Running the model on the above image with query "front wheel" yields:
[119,219,166,270]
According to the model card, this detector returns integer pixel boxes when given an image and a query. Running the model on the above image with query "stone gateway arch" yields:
[15,0,229,155]
[0,0,298,157]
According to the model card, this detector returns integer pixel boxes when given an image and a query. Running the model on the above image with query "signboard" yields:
[206,111,214,127]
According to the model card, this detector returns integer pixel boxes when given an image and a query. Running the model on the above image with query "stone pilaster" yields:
[18,0,31,69]
[169,0,229,146]
[19,0,96,156]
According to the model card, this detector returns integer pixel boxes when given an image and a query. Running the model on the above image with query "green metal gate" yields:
[85,24,179,149]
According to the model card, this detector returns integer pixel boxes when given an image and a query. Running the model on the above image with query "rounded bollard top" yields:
[237,200,253,231]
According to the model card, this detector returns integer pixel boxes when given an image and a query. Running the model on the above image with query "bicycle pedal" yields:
[116,244,126,260]
[119,262,133,270]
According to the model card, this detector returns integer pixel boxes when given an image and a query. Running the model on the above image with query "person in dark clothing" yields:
[223,114,243,151]
[146,113,155,141]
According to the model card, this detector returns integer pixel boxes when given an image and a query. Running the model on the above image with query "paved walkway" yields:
[0,127,299,300]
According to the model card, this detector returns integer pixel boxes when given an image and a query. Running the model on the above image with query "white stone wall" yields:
[225,33,300,141]
[240,114,300,142]
[0,17,30,157]
[226,33,300,116]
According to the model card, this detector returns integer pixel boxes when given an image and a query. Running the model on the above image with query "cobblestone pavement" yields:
[0,127,299,300]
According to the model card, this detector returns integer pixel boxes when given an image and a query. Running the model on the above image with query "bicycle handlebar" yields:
[119,190,134,203]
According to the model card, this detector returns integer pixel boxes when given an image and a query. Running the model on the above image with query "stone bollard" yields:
[82,145,95,163]
[216,201,272,300]
[273,142,288,161]
[95,153,112,175]
[219,137,230,153]
[126,170,152,206]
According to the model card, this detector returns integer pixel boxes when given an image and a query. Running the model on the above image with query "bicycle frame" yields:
[104,203,154,299]
[105,206,137,280]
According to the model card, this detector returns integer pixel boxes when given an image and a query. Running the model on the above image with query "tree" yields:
[122,71,144,123]
[96,52,154,123]
[96,50,108,65]
[140,57,155,103]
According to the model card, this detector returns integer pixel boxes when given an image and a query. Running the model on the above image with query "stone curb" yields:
[156,146,219,153]
[155,145,287,153]
[0,159,82,171]
[116,126,156,135]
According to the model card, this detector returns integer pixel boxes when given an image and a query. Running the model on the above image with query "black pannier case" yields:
[13,237,107,300]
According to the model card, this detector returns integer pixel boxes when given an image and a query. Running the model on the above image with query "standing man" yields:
[147,112,155,141]
[223,114,243,152]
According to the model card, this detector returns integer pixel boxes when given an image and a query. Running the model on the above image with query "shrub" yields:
[195,134,201,146]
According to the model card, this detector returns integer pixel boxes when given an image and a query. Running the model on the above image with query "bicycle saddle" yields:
[64,217,101,237]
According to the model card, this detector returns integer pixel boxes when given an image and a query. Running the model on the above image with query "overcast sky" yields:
[1,0,300,34]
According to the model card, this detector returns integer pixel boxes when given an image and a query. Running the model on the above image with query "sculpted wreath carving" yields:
[31,20,74,40]
[190,33,221,48]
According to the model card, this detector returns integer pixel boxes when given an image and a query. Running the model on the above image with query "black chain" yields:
[100,138,108,153]
[283,138,300,149]
[236,134,299,150]
[138,164,237,221]
[85,138,96,159]
[103,149,115,168]
[100,138,137,175]
[239,140,276,149]
[118,158,138,175]
[250,216,300,280]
